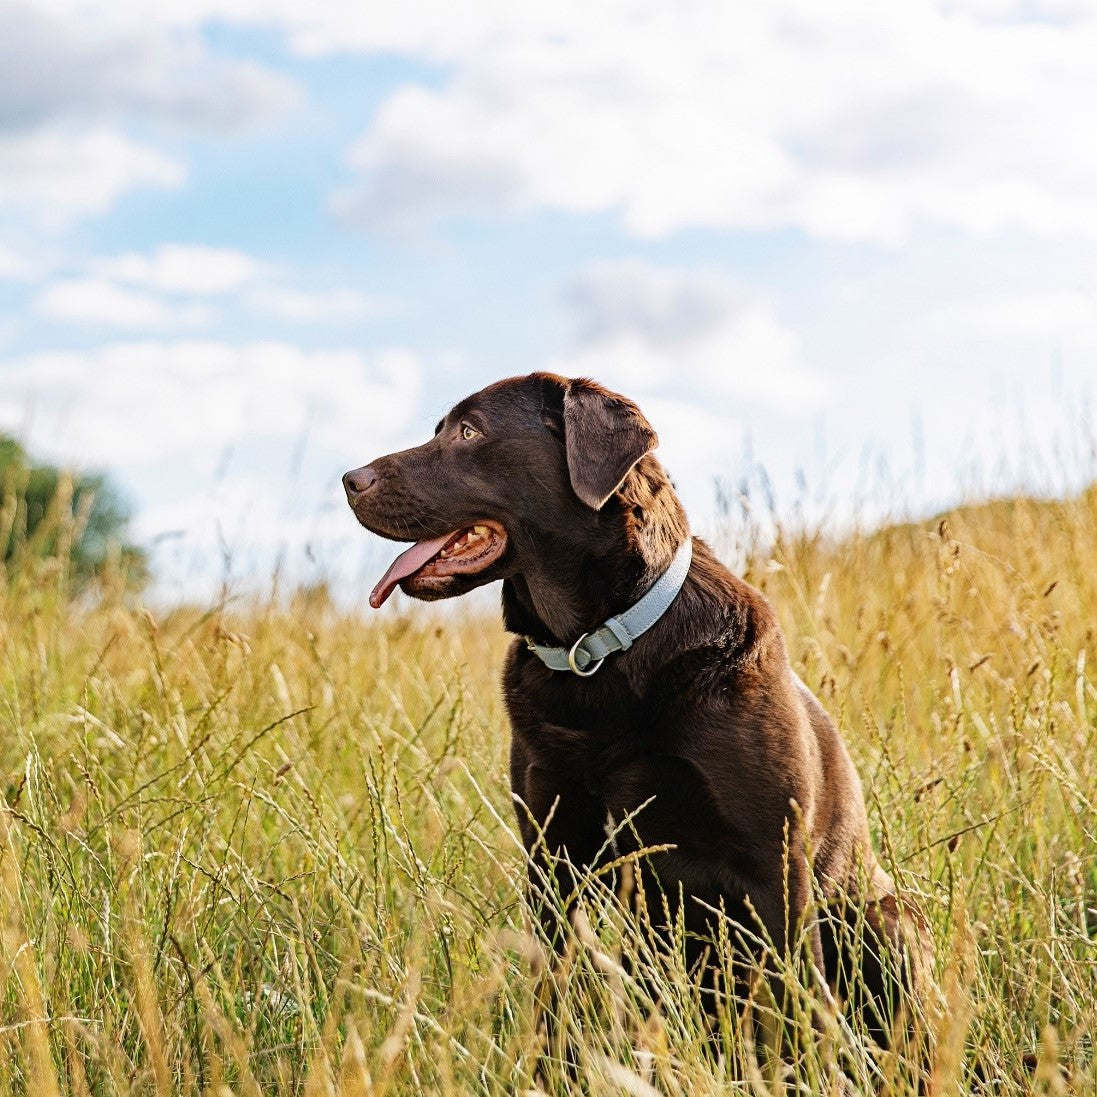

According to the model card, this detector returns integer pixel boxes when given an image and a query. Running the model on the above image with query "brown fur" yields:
[344,372,932,1058]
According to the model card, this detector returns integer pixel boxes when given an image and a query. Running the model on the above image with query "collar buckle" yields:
[567,633,605,677]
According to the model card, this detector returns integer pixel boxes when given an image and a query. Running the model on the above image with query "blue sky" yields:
[1,1,1096,601]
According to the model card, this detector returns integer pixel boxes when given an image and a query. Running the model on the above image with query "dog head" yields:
[344,372,672,608]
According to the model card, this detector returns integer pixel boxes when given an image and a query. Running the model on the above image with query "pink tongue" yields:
[369,531,459,609]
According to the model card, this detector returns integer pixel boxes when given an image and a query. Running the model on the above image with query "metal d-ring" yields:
[567,633,605,677]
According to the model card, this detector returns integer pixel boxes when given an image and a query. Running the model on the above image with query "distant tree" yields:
[0,436,147,588]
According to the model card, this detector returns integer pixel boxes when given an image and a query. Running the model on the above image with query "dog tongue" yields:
[369,531,458,609]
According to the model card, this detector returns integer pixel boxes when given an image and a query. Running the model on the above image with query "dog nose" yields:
[343,465,378,498]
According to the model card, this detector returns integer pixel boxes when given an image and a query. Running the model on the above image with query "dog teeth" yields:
[437,526,491,562]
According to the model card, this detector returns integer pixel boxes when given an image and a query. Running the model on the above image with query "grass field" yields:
[1,488,1095,1094]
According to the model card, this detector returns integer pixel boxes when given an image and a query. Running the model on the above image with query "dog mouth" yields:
[369,520,508,608]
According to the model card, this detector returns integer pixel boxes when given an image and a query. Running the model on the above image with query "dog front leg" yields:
[740,859,832,1082]
[513,762,609,1085]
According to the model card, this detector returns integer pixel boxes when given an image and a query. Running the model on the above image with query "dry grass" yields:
[1,487,1095,1093]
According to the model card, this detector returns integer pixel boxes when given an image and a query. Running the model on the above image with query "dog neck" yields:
[501,456,690,645]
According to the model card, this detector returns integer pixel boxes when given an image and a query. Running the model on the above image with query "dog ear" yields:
[563,378,658,509]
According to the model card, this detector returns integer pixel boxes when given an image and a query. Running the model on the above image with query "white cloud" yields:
[569,261,752,348]
[550,261,825,410]
[23,3,1097,243]
[96,244,267,294]
[0,126,183,228]
[18,0,562,60]
[32,245,396,330]
[247,285,395,323]
[35,278,214,328]
[0,2,300,134]
[935,289,1097,351]
[0,4,298,232]
[0,339,422,469]
[0,244,38,281]
[320,1,1097,244]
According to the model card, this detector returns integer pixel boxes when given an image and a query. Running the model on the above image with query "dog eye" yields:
[460,423,480,440]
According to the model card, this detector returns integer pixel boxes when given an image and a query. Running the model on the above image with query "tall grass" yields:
[1,485,1094,1093]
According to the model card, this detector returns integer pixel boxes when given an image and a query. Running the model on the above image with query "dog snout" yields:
[343,464,379,500]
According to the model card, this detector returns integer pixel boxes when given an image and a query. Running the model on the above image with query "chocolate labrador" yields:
[344,372,931,1062]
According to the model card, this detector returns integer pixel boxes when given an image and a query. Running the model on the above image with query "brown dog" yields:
[344,372,931,1060]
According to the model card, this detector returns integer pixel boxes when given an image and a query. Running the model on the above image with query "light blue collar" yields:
[524,538,693,676]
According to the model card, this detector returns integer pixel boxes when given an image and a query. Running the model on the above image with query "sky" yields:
[1,0,1097,603]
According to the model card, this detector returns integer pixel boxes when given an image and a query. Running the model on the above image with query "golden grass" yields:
[1,487,1095,1093]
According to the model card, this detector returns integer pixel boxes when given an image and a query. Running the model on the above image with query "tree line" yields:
[0,435,146,588]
